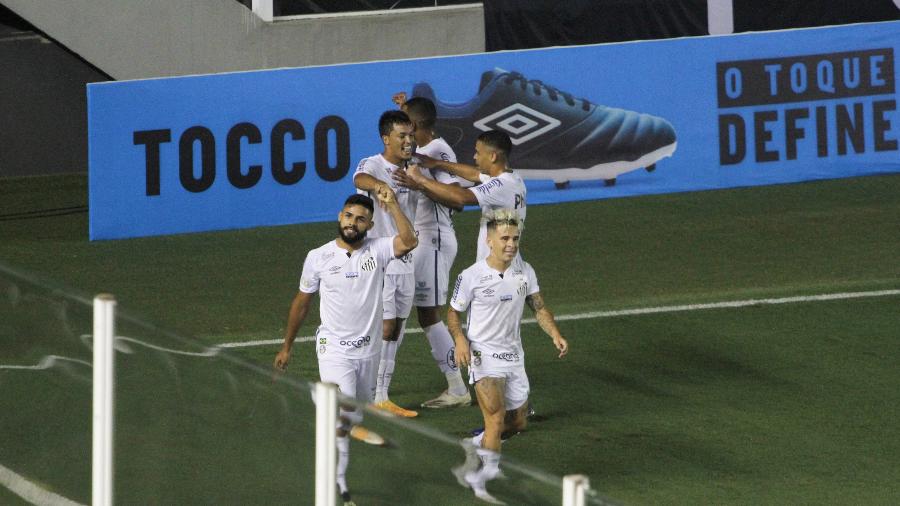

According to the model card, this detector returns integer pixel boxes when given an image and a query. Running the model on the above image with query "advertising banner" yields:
[88,21,900,239]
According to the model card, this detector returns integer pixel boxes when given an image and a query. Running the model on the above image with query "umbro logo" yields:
[473,103,561,145]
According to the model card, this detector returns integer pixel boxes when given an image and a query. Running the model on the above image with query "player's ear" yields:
[382,133,390,147]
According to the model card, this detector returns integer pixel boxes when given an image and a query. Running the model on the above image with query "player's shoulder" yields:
[511,257,536,278]
[420,138,457,163]
[355,154,388,174]
[459,260,490,281]
[306,241,339,264]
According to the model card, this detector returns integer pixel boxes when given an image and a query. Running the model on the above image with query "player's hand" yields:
[375,184,396,206]
[392,92,407,108]
[274,347,292,371]
[415,154,439,168]
[455,340,471,369]
[553,335,569,358]
[393,164,424,190]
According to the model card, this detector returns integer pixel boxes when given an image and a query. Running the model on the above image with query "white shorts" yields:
[317,354,378,425]
[413,235,458,307]
[469,366,530,411]
[383,272,414,320]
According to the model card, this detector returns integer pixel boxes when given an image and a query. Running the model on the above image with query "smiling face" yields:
[337,204,374,246]
[382,122,414,165]
[486,222,520,263]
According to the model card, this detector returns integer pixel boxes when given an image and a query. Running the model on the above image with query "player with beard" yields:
[274,191,417,506]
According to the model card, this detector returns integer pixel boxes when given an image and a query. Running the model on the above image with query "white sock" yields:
[425,322,468,396]
[336,435,350,493]
[472,431,485,447]
[375,347,394,403]
[375,322,406,402]
[475,447,501,480]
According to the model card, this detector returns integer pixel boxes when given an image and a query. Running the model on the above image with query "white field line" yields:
[218,289,900,349]
[0,463,86,506]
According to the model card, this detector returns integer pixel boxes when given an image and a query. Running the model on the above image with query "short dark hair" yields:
[343,194,374,215]
[403,97,437,129]
[379,110,412,137]
[477,130,513,159]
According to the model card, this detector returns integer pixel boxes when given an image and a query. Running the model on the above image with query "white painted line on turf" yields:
[0,355,91,370]
[217,289,900,348]
[0,462,86,506]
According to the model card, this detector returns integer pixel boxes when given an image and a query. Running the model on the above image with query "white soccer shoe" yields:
[452,437,480,488]
[421,390,472,408]
[464,470,506,505]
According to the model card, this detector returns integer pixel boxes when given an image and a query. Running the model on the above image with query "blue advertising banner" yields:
[88,21,900,240]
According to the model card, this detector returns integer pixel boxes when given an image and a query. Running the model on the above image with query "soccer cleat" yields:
[373,399,418,418]
[412,68,677,186]
[341,491,356,506]
[349,425,389,447]
[421,389,472,408]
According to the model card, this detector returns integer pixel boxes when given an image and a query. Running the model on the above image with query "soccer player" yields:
[394,93,472,409]
[394,129,526,262]
[273,191,418,506]
[447,210,568,503]
[353,110,421,417]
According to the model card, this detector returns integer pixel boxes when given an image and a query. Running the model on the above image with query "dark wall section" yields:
[485,0,707,51]
[734,1,900,31]
[0,5,109,177]
[484,0,900,51]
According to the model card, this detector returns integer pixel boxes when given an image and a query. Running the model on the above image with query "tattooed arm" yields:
[526,292,568,358]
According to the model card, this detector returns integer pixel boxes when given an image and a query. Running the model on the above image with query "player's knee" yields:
[416,306,440,327]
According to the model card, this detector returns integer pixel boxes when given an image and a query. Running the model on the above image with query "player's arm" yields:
[417,155,483,184]
[526,292,568,358]
[376,185,418,257]
[447,307,472,368]
[353,172,390,195]
[394,163,478,209]
[274,290,315,370]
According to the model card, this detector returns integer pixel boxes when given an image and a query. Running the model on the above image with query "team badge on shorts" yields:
[318,345,326,355]
[472,350,482,366]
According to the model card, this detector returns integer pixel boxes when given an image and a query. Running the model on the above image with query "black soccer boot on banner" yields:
[411,68,677,187]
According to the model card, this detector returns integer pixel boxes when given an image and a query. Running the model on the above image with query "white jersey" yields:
[413,138,469,248]
[472,171,527,261]
[354,154,418,274]
[450,258,540,370]
[299,236,397,359]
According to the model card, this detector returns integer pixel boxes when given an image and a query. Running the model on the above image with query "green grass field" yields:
[2,173,899,504]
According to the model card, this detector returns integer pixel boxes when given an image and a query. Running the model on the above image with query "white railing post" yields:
[707,0,734,35]
[92,294,116,506]
[314,382,337,506]
[251,0,274,22]
[562,474,590,506]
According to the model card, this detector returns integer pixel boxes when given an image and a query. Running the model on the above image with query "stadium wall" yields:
[0,0,485,80]
[87,21,900,240]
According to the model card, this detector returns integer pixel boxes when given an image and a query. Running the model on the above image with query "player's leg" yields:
[501,368,531,437]
[463,375,506,501]
[317,357,360,501]
[415,242,470,408]
[375,273,417,417]
[474,376,506,452]
[375,275,398,403]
